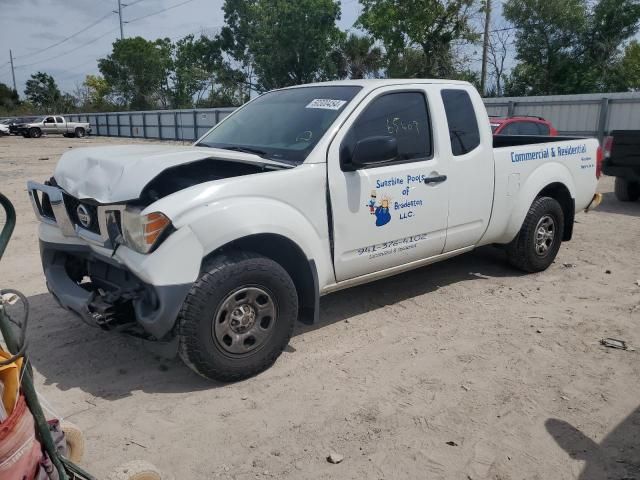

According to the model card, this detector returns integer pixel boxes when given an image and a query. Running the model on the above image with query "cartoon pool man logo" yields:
[366,190,392,227]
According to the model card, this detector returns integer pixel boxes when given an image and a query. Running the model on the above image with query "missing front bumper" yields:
[40,240,192,341]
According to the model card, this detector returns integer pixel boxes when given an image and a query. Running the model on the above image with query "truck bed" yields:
[493,135,586,148]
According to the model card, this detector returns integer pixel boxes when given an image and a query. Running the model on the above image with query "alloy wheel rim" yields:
[534,214,556,256]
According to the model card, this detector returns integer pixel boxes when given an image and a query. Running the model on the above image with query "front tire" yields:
[178,251,298,382]
[507,196,564,273]
[614,177,640,202]
[29,127,41,138]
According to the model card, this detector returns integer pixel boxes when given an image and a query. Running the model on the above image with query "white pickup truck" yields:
[17,115,91,138]
[28,80,602,381]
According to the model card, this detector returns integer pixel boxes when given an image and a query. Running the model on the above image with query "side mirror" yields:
[341,135,398,171]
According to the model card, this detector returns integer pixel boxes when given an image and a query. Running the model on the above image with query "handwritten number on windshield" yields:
[387,117,420,135]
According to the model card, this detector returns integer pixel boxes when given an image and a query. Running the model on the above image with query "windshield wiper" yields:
[219,146,271,157]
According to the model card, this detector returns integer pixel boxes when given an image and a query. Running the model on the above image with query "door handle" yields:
[424,174,447,184]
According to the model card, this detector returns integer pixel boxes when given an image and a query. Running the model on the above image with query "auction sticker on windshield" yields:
[305,99,347,110]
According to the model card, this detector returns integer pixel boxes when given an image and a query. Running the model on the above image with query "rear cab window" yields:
[56,117,64,123]
[343,91,432,164]
[537,123,550,135]
[441,89,480,155]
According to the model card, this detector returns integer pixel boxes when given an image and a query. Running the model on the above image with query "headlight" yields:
[122,208,172,254]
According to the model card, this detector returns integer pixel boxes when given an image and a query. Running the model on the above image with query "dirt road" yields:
[1,134,639,479]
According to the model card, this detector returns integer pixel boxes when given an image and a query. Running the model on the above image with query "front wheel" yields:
[29,127,41,138]
[507,196,564,273]
[614,177,640,202]
[178,251,298,382]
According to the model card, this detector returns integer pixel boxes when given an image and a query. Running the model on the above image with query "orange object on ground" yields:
[0,349,23,418]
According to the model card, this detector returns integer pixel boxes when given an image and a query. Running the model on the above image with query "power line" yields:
[125,0,197,24]
[15,28,119,69]
[123,0,149,7]
[14,10,114,60]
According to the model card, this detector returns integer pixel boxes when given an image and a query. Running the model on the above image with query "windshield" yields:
[197,86,362,164]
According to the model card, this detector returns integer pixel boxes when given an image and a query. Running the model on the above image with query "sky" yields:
[0,0,501,96]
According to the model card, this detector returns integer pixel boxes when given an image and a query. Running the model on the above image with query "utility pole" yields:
[9,50,17,93]
[117,0,124,40]
[480,0,492,97]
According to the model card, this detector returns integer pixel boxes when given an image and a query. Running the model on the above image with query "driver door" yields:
[327,86,450,282]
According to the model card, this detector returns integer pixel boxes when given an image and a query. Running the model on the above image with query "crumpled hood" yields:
[54,144,281,203]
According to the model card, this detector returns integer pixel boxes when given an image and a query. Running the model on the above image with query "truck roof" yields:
[281,78,472,92]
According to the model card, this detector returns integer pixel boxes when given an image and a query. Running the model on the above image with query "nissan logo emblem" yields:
[76,204,91,228]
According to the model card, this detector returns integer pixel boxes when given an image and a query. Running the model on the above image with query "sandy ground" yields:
[1,134,639,480]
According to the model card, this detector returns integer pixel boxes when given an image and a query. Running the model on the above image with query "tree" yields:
[357,0,480,78]
[621,41,640,90]
[486,25,513,96]
[73,74,114,111]
[581,0,640,91]
[219,0,344,92]
[0,82,19,111]
[504,0,587,95]
[336,33,383,79]
[98,37,172,110]
[171,35,218,108]
[504,0,640,95]
[24,72,61,112]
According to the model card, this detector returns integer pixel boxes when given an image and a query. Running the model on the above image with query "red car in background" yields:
[491,116,558,136]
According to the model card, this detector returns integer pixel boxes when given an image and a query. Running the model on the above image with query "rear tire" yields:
[507,196,564,273]
[178,251,298,382]
[75,127,86,138]
[29,127,41,138]
[614,177,640,202]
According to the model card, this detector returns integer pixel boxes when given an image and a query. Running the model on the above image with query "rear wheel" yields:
[507,196,564,273]
[178,251,298,382]
[614,177,640,202]
[29,127,41,138]
[75,127,86,138]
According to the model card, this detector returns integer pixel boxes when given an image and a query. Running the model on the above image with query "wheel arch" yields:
[537,182,575,241]
[497,163,577,244]
[202,233,319,325]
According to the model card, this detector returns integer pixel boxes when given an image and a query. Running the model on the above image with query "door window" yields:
[441,89,480,155]
[45,117,55,123]
[344,92,432,164]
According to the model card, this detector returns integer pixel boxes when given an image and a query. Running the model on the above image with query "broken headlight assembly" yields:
[121,208,172,254]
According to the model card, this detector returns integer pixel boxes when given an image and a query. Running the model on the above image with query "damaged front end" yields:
[40,240,191,348]
[28,148,287,351]
[28,179,192,354]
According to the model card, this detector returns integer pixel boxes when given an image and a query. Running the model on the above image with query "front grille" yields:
[63,193,101,234]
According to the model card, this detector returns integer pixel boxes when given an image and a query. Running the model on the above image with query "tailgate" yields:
[609,130,640,167]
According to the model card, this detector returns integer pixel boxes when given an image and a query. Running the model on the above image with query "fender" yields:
[148,196,333,288]
[491,161,577,245]
[143,163,334,286]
